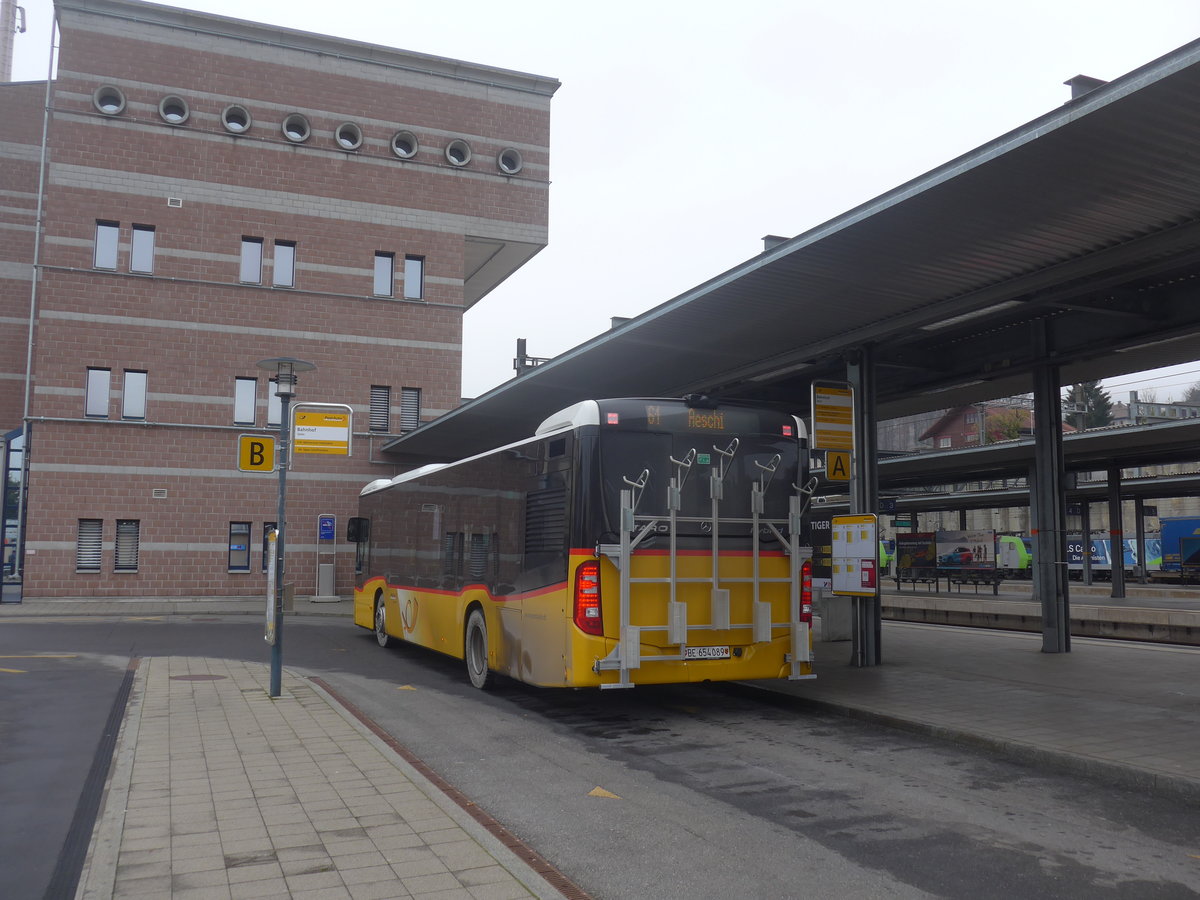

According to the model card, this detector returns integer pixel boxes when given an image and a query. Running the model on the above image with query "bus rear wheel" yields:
[374,596,391,648]
[464,609,490,689]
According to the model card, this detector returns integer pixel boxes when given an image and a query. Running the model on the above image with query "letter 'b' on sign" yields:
[827,450,850,482]
[239,434,276,472]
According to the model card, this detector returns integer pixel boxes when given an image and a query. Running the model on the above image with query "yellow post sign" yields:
[826,450,851,482]
[294,410,351,455]
[238,434,276,472]
[811,381,854,451]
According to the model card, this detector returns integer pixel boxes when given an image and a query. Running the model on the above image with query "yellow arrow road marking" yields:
[0,667,27,673]
[588,787,621,799]
[396,685,416,691]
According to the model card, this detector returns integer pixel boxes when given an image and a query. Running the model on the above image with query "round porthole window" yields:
[92,85,126,116]
[281,113,311,143]
[221,104,252,134]
[158,95,190,125]
[445,139,472,167]
[335,122,363,151]
[498,148,523,175]
[391,130,418,159]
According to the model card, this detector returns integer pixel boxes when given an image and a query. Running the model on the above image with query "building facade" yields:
[0,0,557,598]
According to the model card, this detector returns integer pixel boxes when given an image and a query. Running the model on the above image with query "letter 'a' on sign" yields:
[826,450,851,482]
[238,434,276,472]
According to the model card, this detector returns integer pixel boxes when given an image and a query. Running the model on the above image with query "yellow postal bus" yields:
[349,397,816,689]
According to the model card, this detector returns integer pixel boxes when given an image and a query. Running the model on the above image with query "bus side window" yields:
[347,517,370,576]
[347,517,370,542]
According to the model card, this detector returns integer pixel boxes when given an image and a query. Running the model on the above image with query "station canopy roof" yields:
[387,38,1200,464]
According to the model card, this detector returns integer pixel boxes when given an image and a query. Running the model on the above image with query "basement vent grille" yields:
[152,489,168,499]
[167,197,182,208]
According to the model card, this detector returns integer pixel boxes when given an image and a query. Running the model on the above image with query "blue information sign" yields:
[318,515,335,541]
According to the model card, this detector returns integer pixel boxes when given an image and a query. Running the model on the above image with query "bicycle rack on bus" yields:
[595,440,817,689]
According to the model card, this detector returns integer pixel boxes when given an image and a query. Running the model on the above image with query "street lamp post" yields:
[257,357,315,698]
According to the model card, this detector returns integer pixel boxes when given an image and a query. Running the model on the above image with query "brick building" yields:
[0,0,557,598]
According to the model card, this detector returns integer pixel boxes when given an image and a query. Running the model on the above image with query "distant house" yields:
[1111,392,1200,426]
[919,403,1075,450]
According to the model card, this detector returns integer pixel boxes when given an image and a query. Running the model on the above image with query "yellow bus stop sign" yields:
[826,450,851,482]
[294,410,351,455]
[238,434,276,472]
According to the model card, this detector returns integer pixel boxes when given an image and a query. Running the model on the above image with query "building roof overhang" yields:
[386,38,1200,465]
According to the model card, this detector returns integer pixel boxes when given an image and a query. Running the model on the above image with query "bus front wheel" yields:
[464,609,490,689]
[374,596,391,648]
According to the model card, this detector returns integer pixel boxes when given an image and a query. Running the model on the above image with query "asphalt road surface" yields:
[2,614,1198,899]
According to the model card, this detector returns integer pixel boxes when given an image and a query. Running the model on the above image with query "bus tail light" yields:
[800,558,813,625]
[573,560,604,636]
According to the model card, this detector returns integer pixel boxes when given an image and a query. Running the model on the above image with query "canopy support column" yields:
[1108,465,1126,599]
[847,345,880,667]
[1031,328,1070,654]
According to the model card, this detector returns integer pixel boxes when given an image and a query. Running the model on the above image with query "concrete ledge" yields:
[883,595,1200,645]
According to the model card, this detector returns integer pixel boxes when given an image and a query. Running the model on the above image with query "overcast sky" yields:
[9,0,1200,402]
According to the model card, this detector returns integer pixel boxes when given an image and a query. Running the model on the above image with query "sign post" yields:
[314,514,338,601]
[257,357,316,699]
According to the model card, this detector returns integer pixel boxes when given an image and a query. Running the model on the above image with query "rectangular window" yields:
[76,519,102,572]
[267,379,281,426]
[122,370,147,420]
[130,224,155,274]
[399,387,421,432]
[229,522,251,572]
[94,221,119,269]
[262,521,277,573]
[403,255,424,300]
[468,533,491,580]
[240,237,263,283]
[273,241,296,288]
[442,531,464,577]
[373,252,394,297]
[114,520,140,572]
[234,377,257,425]
[938,436,952,448]
[369,385,390,432]
[85,368,111,418]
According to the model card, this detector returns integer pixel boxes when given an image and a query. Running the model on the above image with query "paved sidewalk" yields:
[77,656,571,900]
[782,623,1200,801]
[0,596,356,619]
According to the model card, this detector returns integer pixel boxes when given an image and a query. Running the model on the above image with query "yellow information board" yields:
[831,513,879,597]
[294,411,350,455]
[811,382,854,451]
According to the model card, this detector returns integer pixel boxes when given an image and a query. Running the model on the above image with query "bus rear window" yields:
[598,431,799,540]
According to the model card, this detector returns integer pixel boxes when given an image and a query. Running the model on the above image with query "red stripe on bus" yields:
[366,580,566,604]
[569,548,787,558]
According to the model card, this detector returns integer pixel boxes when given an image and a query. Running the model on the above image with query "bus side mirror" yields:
[347,517,370,543]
